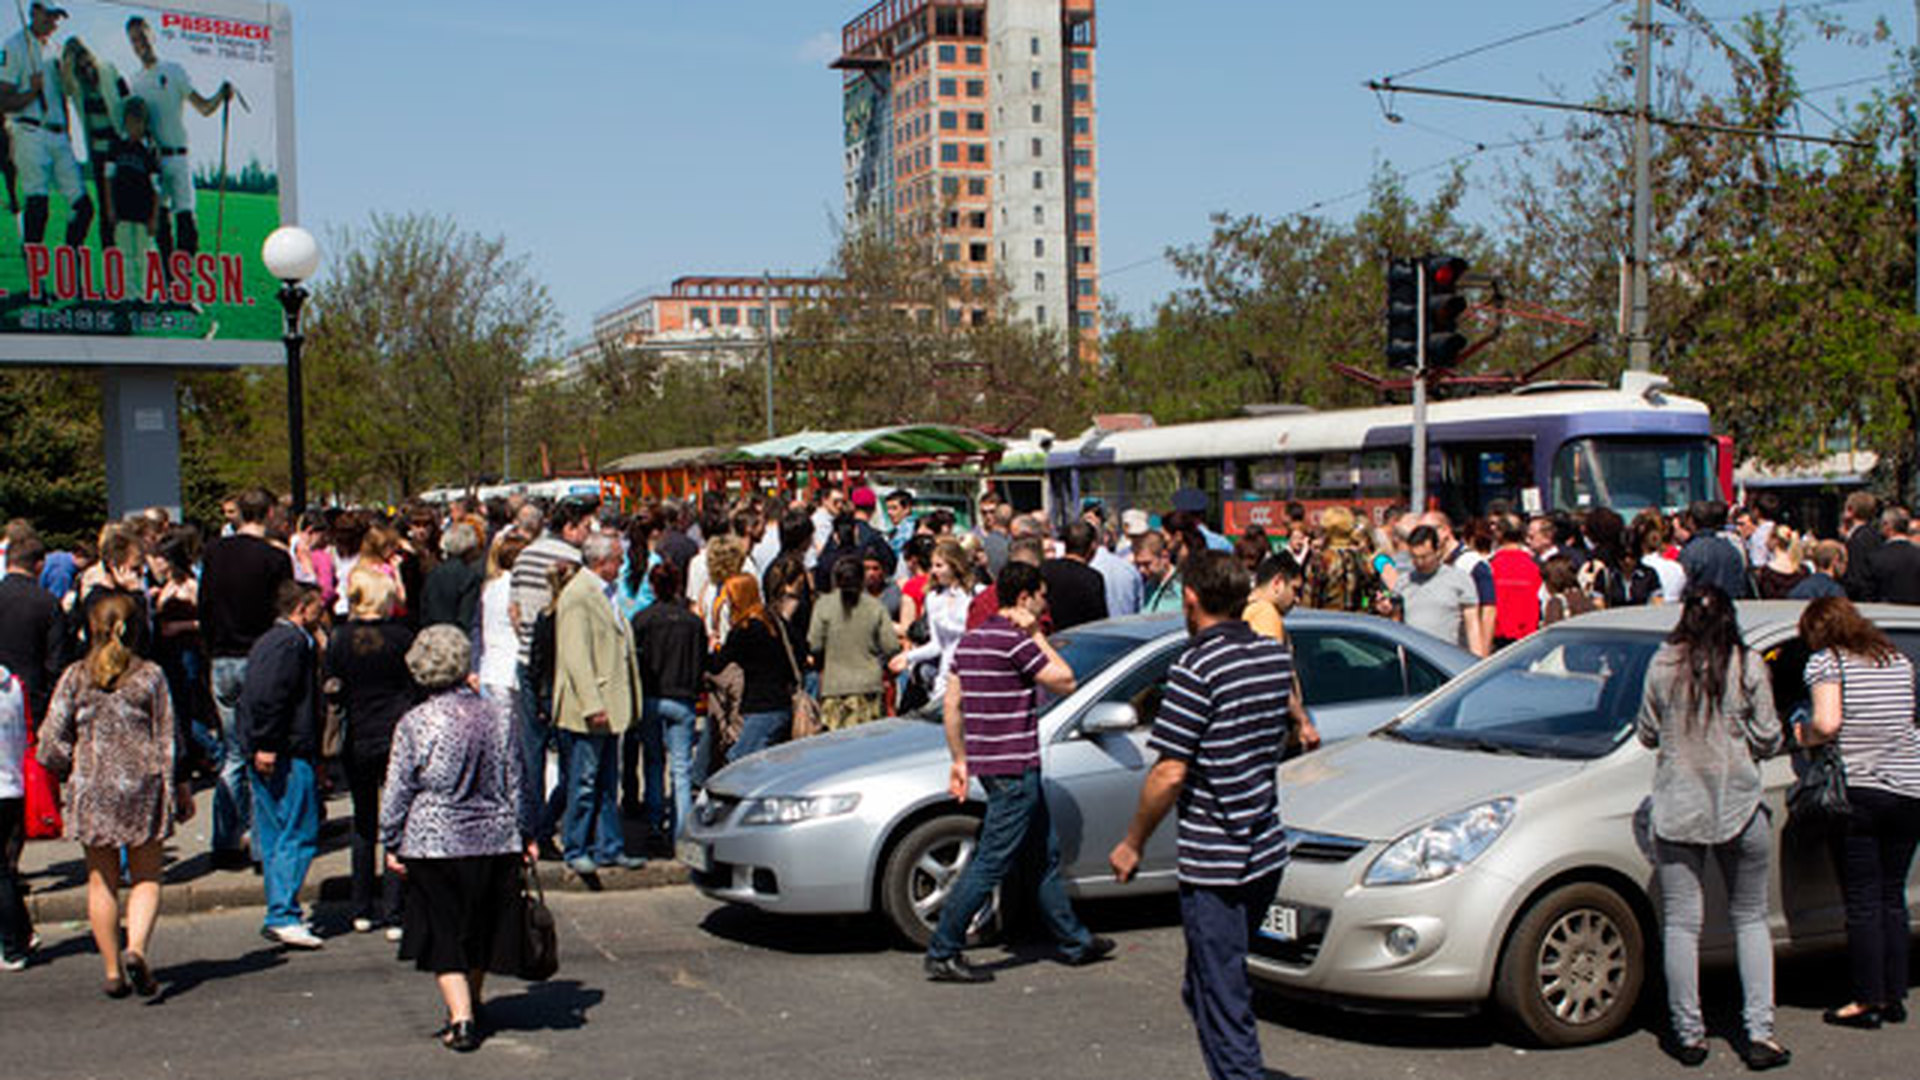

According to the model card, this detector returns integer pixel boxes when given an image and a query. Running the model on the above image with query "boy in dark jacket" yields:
[240,582,326,950]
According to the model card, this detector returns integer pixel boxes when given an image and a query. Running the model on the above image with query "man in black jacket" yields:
[241,582,326,950]
[0,530,63,722]
[1042,521,1111,631]
[1867,508,1920,605]
[1842,491,1886,603]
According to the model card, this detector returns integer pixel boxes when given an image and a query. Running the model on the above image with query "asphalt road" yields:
[0,887,1911,1080]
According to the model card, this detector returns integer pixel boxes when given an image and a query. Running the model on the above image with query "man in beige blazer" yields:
[553,532,645,874]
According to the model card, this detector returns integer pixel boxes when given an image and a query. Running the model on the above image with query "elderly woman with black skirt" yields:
[380,625,536,1053]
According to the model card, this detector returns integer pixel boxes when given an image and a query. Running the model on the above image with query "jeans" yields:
[209,656,253,856]
[0,798,30,960]
[653,697,700,841]
[558,730,626,864]
[1180,874,1282,1080]
[1838,785,1920,1007]
[732,708,791,763]
[926,768,1094,961]
[1655,807,1774,1044]
[512,663,565,839]
[251,757,320,929]
[623,696,668,834]
[343,745,402,923]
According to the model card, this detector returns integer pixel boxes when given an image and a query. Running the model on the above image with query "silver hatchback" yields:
[681,612,1474,946]
[1254,602,1920,1046]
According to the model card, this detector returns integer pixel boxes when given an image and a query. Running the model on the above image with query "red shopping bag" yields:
[21,695,62,840]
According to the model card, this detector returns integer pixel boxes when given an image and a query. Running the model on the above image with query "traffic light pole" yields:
[1411,270,1429,514]
[1628,0,1653,372]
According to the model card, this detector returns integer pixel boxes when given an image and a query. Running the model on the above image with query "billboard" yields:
[0,0,293,366]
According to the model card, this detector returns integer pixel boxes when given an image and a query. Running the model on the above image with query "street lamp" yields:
[262,226,321,510]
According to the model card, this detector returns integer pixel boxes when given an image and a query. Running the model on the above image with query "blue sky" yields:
[290,1,1909,345]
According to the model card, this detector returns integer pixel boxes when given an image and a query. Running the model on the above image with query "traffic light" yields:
[1423,254,1470,367]
[1385,256,1419,369]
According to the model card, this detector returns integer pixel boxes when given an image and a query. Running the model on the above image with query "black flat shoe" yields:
[444,1019,482,1053]
[102,976,130,999]
[1062,935,1117,967]
[1742,1040,1790,1072]
[923,954,994,984]
[1822,1004,1882,1029]
[1661,1037,1708,1067]
[1884,1001,1908,1024]
[123,952,159,998]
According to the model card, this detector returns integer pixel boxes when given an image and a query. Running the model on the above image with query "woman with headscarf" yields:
[380,625,535,1054]
[708,574,796,762]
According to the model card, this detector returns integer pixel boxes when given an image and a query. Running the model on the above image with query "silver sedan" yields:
[680,612,1474,946]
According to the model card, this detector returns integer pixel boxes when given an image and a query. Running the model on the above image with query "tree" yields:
[0,369,107,547]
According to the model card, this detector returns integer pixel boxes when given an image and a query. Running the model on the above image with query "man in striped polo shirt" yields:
[1111,551,1295,1080]
[508,496,598,853]
[924,560,1115,983]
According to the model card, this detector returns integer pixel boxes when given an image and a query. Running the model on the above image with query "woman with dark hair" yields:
[630,560,708,844]
[809,555,900,730]
[399,506,443,622]
[614,512,664,623]
[381,625,534,1053]
[38,593,192,997]
[1579,507,1633,608]
[1798,596,1920,1029]
[151,526,215,777]
[328,510,371,619]
[709,574,796,762]
[327,568,419,937]
[1636,585,1786,1069]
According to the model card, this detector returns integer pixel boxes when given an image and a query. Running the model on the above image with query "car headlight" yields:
[738,794,861,826]
[1363,798,1514,886]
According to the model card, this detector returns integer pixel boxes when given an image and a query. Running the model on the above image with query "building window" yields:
[1030,35,1041,55]
[776,308,792,328]
[945,209,961,228]
[1029,137,1043,158]
[1032,170,1044,190]
[1030,69,1042,90]
[1034,238,1045,257]
[940,110,957,130]
[1072,82,1090,103]
[941,144,959,163]
[942,176,960,196]
[967,144,986,163]
[719,307,739,326]
[942,243,960,262]
[969,210,987,228]
[969,242,988,262]
[938,78,956,96]
[966,46,982,64]
[1076,310,1095,329]
[966,111,985,131]
[947,307,963,326]
[938,44,956,63]
[1075,181,1092,199]
[748,309,766,328]
[690,306,710,327]
[1034,271,1046,291]
[1073,116,1090,135]
[1076,213,1093,230]
[1073,149,1091,167]
[1036,305,1048,325]
[1072,52,1090,70]
[967,79,984,97]
[968,177,986,195]
[1032,103,1043,123]
[1078,278,1096,298]
[1033,204,1044,224]
[1078,244,1093,264]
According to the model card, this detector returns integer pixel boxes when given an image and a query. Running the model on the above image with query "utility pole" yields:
[502,388,511,484]
[763,270,776,439]
[1411,268,1430,513]
[1629,0,1653,371]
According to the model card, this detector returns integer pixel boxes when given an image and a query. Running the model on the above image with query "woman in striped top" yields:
[1799,597,1920,1029]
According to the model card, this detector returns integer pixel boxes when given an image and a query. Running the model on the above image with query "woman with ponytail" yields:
[1635,585,1787,1069]
[38,592,192,999]
[808,555,900,731]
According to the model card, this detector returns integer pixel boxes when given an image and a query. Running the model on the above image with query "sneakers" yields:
[385,925,405,943]
[351,917,376,934]
[262,923,325,950]
[1062,935,1117,967]
[565,856,599,876]
[608,853,648,871]
[0,954,28,973]
[923,953,994,984]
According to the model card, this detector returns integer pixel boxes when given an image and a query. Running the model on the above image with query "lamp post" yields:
[262,226,321,509]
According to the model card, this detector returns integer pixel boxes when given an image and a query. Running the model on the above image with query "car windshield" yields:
[1381,628,1664,760]
[1036,630,1146,711]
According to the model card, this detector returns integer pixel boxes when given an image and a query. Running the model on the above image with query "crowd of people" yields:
[0,479,1916,1066]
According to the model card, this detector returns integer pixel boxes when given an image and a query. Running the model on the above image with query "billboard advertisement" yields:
[0,0,293,366]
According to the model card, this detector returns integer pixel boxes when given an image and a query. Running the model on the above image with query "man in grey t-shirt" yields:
[1382,525,1484,652]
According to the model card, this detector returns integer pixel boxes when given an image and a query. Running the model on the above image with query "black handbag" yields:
[1788,742,1850,820]
[517,863,560,982]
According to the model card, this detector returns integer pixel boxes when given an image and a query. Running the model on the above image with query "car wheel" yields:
[880,815,1001,949]
[1493,881,1645,1047]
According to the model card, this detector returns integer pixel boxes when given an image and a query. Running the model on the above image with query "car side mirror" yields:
[1081,701,1138,735]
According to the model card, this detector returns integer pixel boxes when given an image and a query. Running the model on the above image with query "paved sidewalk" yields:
[18,778,687,923]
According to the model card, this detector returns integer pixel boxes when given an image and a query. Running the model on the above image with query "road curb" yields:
[24,860,691,923]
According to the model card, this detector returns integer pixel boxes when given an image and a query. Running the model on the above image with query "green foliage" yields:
[0,369,106,547]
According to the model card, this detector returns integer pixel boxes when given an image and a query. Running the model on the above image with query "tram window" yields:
[1128,464,1179,512]
[1552,438,1712,514]
[1236,457,1290,497]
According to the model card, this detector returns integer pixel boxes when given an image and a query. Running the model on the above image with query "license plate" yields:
[1259,903,1300,942]
[676,840,711,874]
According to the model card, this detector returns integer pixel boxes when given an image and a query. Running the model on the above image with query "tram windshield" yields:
[1550,437,1715,514]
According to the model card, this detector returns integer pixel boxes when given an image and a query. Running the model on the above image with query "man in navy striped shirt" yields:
[923,561,1115,983]
[1111,551,1301,1080]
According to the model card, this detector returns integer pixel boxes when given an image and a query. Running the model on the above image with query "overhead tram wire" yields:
[1382,0,1627,84]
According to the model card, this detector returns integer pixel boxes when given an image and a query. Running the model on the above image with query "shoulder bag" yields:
[20,691,63,840]
[704,604,746,759]
[1788,657,1851,821]
[777,618,823,740]
[516,862,560,982]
